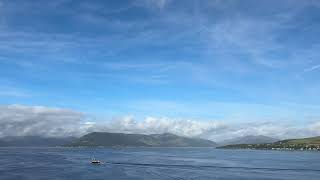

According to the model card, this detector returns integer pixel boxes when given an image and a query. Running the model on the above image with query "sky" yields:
[1,0,320,141]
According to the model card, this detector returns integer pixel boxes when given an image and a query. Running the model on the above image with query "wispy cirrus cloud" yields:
[304,64,320,72]
[0,87,30,98]
[135,0,171,9]
[1,0,317,75]
[1,0,320,126]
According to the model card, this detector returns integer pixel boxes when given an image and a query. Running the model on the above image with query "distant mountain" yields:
[218,136,320,150]
[0,136,76,147]
[67,132,217,147]
[218,135,279,146]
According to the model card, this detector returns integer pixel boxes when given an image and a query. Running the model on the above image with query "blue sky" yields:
[1,0,320,127]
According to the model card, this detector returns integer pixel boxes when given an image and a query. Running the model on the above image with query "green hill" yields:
[67,132,217,147]
[277,136,320,145]
[218,136,320,150]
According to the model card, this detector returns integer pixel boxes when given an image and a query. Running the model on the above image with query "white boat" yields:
[91,157,101,164]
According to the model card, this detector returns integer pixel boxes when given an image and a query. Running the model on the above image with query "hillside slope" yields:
[218,135,279,146]
[218,136,320,150]
[68,132,217,147]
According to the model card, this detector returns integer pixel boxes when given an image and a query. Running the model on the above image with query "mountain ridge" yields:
[67,132,217,147]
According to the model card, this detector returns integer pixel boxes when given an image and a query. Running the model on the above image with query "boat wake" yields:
[106,162,320,172]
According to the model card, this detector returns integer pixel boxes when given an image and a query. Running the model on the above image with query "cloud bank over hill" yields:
[0,105,84,137]
[0,104,319,141]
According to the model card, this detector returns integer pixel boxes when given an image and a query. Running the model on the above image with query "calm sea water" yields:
[0,148,319,180]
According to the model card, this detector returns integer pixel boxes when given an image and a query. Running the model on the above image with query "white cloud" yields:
[0,104,84,137]
[85,116,320,141]
[89,116,228,138]
[0,104,319,141]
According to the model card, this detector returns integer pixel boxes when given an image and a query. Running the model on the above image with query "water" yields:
[0,148,319,180]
